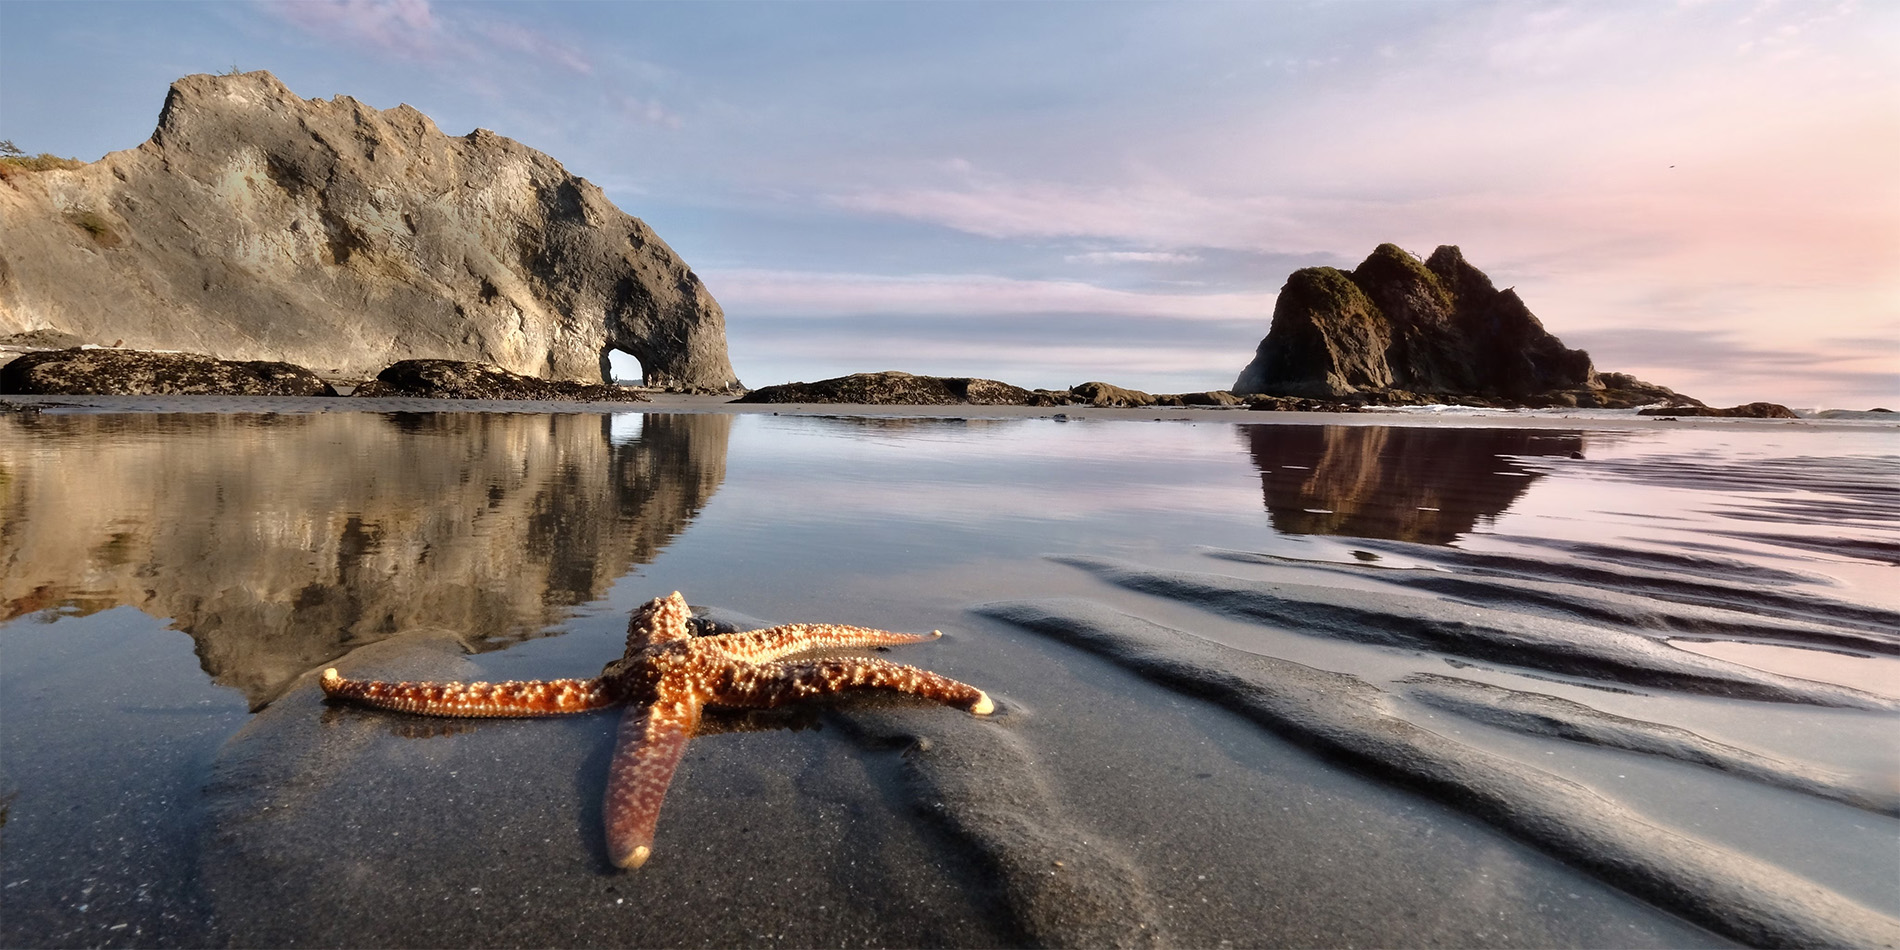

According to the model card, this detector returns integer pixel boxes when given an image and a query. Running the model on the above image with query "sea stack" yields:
[1232,244,1689,408]
[0,71,739,390]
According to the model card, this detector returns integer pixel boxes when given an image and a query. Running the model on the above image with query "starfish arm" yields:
[603,694,702,869]
[320,669,616,717]
[711,656,994,715]
[710,623,942,664]
[624,591,695,654]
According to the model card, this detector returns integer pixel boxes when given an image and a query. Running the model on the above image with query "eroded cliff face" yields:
[1233,245,1684,407]
[0,411,732,706]
[0,71,739,390]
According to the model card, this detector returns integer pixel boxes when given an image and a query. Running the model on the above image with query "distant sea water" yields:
[1,407,1894,947]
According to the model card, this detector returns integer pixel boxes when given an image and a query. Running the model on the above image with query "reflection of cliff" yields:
[1242,425,1583,543]
[0,411,730,705]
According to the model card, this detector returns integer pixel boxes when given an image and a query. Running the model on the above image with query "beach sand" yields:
[6,390,1894,428]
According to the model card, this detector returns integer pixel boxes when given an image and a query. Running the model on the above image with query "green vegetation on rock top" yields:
[0,140,87,178]
[1352,243,1452,310]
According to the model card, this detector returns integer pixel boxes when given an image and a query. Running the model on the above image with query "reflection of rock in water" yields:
[0,412,730,706]
[1242,425,1584,543]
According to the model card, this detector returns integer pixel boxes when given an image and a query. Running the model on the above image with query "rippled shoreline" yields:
[3,406,1893,947]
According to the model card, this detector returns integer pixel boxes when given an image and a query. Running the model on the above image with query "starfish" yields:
[320,592,992,868]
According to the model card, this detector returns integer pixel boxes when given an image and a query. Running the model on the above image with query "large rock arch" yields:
[0,71,740,390]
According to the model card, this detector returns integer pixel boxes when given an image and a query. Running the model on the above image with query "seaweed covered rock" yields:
[1637,402,1797,419]
[0,347,336,396]
[1245,395,1364,413]
[351,359,647,401]
[0,71,738,390]
[735,371,1057,406]
[1069,381,1155,408]
[1233,245,1693,408]
[1153,391,1244,407]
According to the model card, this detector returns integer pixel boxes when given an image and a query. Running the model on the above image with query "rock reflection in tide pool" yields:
[1243,424,1585,543]
[0,411,731,707]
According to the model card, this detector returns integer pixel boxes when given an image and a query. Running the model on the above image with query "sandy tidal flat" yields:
[1,399,1894,947]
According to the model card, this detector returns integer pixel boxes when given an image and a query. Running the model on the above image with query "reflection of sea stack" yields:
[1243,425,1583,543]
[1232,245,1692,408]
[0,71,738,390]
[0,412,732,705]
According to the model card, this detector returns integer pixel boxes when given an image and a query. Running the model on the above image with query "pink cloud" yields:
[468,20,594,75]
[609,93,683,130]
[261,0,595,76]
[702,269,1274,321]
[266,0,443,58]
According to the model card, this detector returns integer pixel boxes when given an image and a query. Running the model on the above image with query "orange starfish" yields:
[321,592,992,868]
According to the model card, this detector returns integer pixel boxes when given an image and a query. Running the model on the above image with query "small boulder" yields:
[1176,391,1244,407]
[1246,395,1364,413]
[1069,382,1155,408]
[0,347,336,396]
[1153,391,1243,407]
[1637,402,1797,419]
[351,360,648,401]
[734,371,1050,406]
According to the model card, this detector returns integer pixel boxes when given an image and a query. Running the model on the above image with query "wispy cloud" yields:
[1066,250,1203,265]
[261,1,594,79]
[608,92,682,130]
[467,19,593,75]
[702,269,1275,321]
[1566,325,1900,409]
[256,1,694,130]
[729,324,1248,392]
[265,0,455,61]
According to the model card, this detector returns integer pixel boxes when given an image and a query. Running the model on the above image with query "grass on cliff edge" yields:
[0,140,87,179]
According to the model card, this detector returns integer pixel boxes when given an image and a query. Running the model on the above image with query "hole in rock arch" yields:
[607,348,648,386]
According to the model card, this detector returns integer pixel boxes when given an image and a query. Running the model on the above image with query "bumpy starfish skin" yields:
[315,674,615,716]
[321,592,992,869]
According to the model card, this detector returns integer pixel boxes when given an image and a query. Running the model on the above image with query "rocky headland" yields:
[1232,244,1698,409]
[0,71,738,391]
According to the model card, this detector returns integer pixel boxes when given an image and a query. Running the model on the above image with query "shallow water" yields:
[1,408,1894,947]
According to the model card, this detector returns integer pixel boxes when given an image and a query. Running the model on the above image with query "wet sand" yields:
[5,390,1895,430]
[2,398,1894,947]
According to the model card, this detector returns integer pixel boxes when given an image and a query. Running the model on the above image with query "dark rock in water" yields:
[0,71,739,391]
[1638,402,1797,419]
[735,371,1059,406]
[1245,395,1364,413]
[0,347,336,396]
[1153,390,1243,407]
[1232,244,1696,408]
[1589,372,1699,410]
[1069,381,1155,407]
[352,359,647,401]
